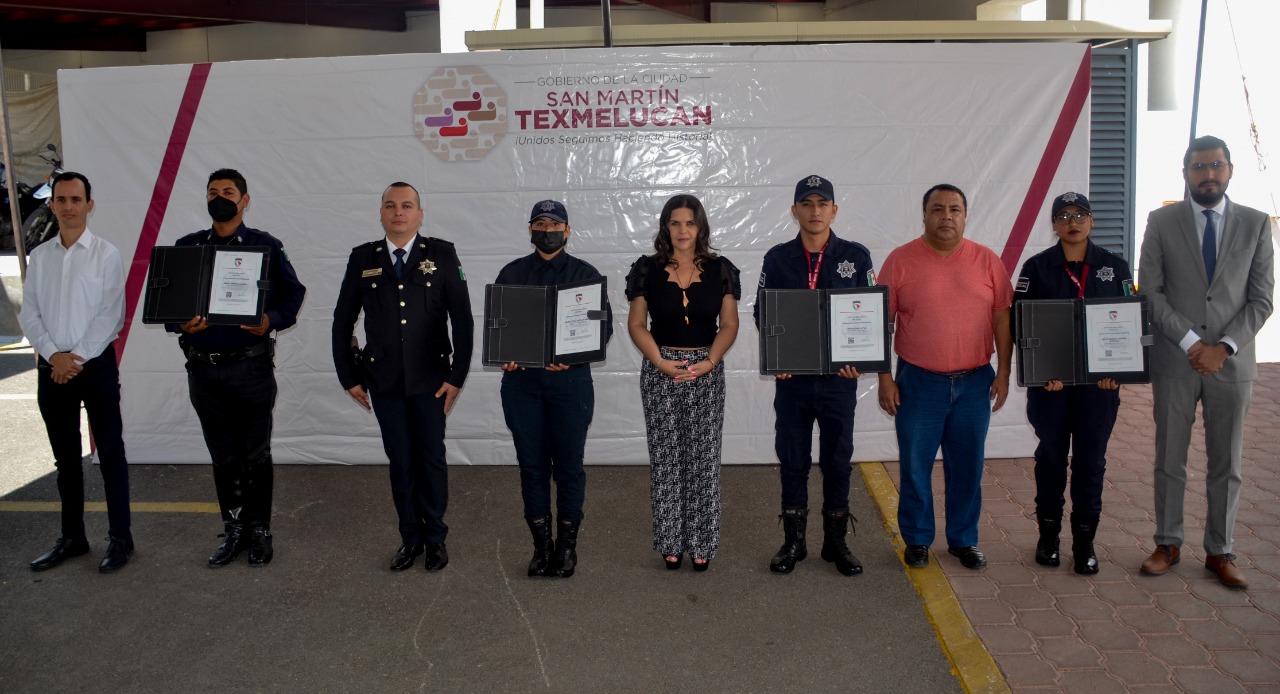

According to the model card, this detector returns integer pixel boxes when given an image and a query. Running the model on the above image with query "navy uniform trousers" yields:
[1027,385,1119,517]
[774,375,857,511]
[501,367,593,521]
[186,349,277,530]
[371,390,449,546]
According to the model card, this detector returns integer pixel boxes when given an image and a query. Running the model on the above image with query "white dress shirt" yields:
[18,228,126,363]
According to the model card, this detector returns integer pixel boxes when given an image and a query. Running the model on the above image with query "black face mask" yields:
[207,195,240,223]
[531,231,567,254]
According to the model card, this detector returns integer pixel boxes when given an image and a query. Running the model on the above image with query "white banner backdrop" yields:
[57,42,1091,464]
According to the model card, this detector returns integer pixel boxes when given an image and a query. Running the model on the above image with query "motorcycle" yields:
[0,160,37,247]
[21,143,65,252]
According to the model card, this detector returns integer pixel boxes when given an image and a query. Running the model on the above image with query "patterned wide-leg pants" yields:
[641,346,726,559]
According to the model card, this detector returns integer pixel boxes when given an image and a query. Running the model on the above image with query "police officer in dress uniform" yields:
[170,168,306,568]
[332,182,473,572]
[1013,192,1131,575]
[754,175,875,576]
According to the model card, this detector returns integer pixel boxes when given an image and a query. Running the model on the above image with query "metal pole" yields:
[0,38,29,280]
[1188,0,1208,146]
[601,0,613,48]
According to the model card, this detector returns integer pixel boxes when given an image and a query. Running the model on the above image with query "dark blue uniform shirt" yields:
[1013,240,1133,304]
[165,224,306,350]
[494,251,614,367]
[753,231,874,326]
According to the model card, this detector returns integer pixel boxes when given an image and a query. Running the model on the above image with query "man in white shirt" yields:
[19,172,133,573]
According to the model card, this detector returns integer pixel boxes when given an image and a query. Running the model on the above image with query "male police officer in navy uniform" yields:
[754,175,875,576]
[171,168,306,569]
[332,181,473,572]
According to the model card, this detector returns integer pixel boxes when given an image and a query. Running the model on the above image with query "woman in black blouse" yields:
[626,194,741,571]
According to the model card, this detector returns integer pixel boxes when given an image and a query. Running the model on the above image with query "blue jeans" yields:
[894,360,994,548]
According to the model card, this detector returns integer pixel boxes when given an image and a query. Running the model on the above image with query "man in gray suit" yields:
[1138,135,1274,588]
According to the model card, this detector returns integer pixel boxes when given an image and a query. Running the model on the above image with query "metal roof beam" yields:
[0,1,409,31]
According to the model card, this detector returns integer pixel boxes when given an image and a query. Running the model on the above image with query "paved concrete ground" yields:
[0,344,957,694]
[0,465,961,693]
[5,329,1280,692]
[889,364,1280,693]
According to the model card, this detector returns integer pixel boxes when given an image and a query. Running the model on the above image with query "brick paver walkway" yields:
[889,363,1280,692]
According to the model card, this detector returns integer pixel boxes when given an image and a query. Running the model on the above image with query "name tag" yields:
[362,268,383,278]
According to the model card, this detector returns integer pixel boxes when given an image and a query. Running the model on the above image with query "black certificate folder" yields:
[142,245,271,325]
[1016,296,1152,387]
[758,286,891,375]
[482,276,608,367]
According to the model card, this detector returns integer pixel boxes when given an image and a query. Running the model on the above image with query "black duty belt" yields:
[924,366,980,379]
[186,342,269,365]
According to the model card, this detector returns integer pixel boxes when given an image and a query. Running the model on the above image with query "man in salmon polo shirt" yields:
[877,183,1014,570]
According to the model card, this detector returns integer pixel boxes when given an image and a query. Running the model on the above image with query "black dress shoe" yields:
[247,528,273,567]
[948,545,987,570]
[99,538,134,573]
[423,542,448,571]
[664,554,683,571]
[30,537,91,571]
[903,544,930,568]
[692,557,710,573]
[390,544,424,571]
[208,528,246,568]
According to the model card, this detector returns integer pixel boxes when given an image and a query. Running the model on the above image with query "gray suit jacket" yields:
[1139,198,1274,381]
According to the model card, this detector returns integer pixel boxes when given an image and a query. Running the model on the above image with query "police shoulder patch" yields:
[1015,277,1030,293]
[758,271,766,288]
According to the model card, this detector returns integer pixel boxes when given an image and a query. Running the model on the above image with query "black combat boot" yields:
[550,518,580,578]
[208,524,245,568]
[769,508,808,574]
[1071,512,1100,575]
[525,516,554,577]
[1035,511,1062,567]
[820,508,863,576]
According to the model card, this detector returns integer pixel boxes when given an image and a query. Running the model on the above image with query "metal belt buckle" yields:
[207,352,221,365]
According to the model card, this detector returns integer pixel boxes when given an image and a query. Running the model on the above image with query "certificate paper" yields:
[1084,302,1144,373]
[828,292,884,362]
[207,250,264,317]
[554,284,601,356]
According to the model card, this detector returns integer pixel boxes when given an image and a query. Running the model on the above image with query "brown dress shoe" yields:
[1205,553,1248,589]
[1140,544,1180,575]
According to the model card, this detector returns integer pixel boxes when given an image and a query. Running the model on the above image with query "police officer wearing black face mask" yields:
[494,200,612,578]
[167,168,306,569]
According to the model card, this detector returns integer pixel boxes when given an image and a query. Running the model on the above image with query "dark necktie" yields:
[1202,209,1217,282]
[393,248,406,279]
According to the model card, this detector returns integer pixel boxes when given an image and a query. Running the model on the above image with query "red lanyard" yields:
[804,242,828,290]
[1064,263,1090,298]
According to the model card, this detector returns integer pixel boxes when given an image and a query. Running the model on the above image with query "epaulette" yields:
[353,240,383,253]
[426,236,455,248]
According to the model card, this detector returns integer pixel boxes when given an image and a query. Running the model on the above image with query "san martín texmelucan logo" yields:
[414,66,507,162]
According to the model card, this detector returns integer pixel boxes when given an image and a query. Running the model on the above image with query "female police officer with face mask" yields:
[495,200,612,579]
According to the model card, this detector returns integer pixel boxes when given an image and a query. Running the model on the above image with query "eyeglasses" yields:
[1188,160,1229,172]
[1053,212,1090,223]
